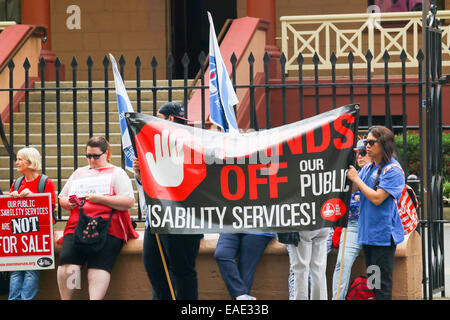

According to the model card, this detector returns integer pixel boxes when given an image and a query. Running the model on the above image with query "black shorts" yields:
[58,233,124,273]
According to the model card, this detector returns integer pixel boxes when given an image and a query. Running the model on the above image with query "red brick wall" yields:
[50,0,167,81]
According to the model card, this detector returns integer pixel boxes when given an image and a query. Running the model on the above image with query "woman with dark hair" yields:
[346,126,405,300]
[57,136,138,300]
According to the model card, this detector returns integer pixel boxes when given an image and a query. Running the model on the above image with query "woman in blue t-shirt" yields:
[346,126,405,300]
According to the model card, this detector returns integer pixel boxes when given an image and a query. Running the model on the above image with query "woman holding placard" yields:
[56,136,138,300]
[8,147,56,300]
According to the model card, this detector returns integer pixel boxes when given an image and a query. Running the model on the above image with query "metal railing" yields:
[0,50,447,217]
[280,10,450,72]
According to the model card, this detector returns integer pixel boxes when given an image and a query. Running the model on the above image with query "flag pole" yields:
[136,186,176,300]
[110,53,176,300]
[335,226,348,300]
[155,232,176,300]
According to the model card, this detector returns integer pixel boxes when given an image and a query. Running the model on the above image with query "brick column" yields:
[247,0,281,78]
[21,0,62,80]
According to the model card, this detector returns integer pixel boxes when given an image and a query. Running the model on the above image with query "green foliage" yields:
[394,132,421,177]
[394,132,450,183]
[444,181,450,199]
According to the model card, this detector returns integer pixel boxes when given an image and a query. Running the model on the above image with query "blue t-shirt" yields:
[357,158,405,246]
[252,233,275,237]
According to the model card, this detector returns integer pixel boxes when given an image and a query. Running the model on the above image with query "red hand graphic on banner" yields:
[136,122,207,201]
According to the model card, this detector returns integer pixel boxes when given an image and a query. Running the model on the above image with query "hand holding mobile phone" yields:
[69,195,82,207]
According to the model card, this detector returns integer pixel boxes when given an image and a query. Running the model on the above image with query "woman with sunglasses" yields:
[57,136,138,299]
[346,126,405,300]
[332,140,371,299]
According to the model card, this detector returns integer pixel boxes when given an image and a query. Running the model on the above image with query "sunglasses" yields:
[85,151,106,160]
[357,150,367,157]
[364,139,378,147]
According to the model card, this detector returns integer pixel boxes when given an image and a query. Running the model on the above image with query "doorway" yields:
[169,0,237,79]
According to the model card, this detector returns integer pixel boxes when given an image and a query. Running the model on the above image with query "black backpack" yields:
[13,174,48,194]
[13,174,55,223]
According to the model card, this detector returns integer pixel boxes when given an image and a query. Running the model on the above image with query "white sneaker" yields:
[235,294,256,300]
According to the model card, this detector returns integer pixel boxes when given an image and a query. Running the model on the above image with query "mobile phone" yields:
[69,195,82,207]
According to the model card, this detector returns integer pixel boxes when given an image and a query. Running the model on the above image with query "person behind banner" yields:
[332,139,371,300]
[214,232,274,300]
[8,147,56,300]
[287,226,331,300]
[134,101,203,300]
[346,126,405,300]
[56,136,138,300]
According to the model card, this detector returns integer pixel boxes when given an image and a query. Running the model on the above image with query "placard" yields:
[0,194,54,271]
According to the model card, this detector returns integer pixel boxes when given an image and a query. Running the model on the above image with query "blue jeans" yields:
[214,233,272,299]
[8,270,40,300]
[332,220,362,300]
[142,228,202,300]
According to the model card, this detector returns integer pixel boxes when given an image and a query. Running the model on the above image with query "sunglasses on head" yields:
[358,150,367,157]
[364,139,378,147]
[85,151,106,160]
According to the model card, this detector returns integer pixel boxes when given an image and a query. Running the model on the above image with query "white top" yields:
[59,164,134,200]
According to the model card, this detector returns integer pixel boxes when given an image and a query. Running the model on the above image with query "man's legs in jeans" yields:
[332,220,362,300]
[9,271,25,300]
[214,233,271,299]
[214,234,245,298]
[237,234,272,295]
[9,270,40,300]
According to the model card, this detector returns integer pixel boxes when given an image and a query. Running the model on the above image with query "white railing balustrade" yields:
[280,10,450,72]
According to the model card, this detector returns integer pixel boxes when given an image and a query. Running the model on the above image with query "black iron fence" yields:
[1,50,447,179]
[0,48,448,214]
[0,33,448,299]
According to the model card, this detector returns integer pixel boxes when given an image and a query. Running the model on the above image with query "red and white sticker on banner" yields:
[0,194,54,271]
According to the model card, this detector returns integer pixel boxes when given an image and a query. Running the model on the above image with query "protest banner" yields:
[0,194,54,271]
[126,104,359,234]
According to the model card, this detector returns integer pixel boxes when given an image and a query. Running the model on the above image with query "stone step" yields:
[33,79,193,88]
[12,111,157,123]
[25,88,189,102]
[13,100,164,113]
[4,122,122,134]
[7,143,124,156]
[6,132,122,145]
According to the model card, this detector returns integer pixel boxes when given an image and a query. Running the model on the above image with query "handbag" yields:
[73,199,115,256]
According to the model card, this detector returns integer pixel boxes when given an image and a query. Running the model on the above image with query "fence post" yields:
[8,59,15,186]
[55,57,62,220]
[71,56,78,170]
[103,56,110,141]
[39,57,46,173]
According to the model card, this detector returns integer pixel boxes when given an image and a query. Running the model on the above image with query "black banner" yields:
[126,104,359,234]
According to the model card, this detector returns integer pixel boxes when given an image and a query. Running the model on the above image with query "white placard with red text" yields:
[0,194,54,271]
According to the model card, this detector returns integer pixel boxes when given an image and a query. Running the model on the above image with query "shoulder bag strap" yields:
[13,176,25,191]
[37,174,48,193]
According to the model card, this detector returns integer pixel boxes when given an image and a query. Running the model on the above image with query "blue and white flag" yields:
[207,11,239,133]
[110,53,149,225]
[109,53,136,172]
